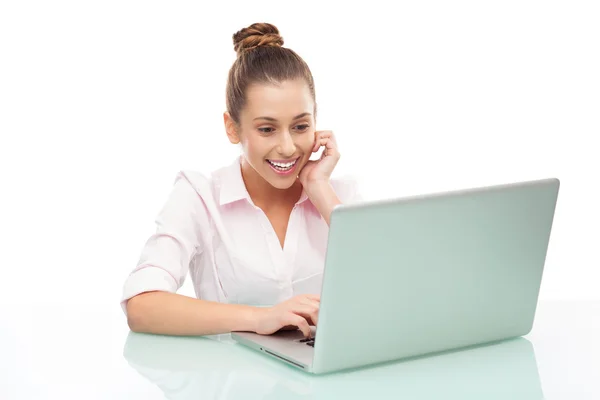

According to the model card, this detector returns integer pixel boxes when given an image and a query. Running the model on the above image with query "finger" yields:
[316,131,334,145]
[327,131,337,146]
[316,130,332,138]
[300,304,320,325]
[312,136,321,152]
[312,131,330,152]
[313,137,331,154]
[300,298,320,309]
[305,294,321,302]
[300,297,320,310]
[287,313,311,338]
[291,305,320,327]
[320,137,339,159]
[280,325,298,331]
[291,304,319,317]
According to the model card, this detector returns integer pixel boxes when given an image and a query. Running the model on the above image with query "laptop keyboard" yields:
[299,337,315,347]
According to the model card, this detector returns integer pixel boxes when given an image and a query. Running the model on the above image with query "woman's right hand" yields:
[253,294,320,338]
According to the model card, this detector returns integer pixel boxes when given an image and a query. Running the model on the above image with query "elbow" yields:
[127,313,143,333]
[125,294,150,333]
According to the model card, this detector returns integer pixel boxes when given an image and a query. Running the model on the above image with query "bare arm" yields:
[124,174,320,337]
[126,291,320,337]
[126,291,258,336]
[304,180,341,226]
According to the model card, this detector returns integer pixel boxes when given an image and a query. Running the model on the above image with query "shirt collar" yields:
[218,156,252,206]
[218,156,310,206]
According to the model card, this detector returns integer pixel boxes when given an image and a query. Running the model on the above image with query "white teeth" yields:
[268,159,297,169]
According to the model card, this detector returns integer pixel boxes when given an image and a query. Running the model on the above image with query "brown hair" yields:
[226,23,317,126]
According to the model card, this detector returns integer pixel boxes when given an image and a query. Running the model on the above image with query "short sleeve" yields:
[120,173,209,315]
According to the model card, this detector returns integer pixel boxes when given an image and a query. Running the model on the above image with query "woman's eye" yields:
[259,125,309,134]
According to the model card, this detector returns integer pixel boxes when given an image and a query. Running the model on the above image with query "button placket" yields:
[283,205,301,282]
[256,207,287,280]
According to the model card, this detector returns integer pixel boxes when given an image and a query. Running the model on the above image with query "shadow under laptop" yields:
[123,333,544,399]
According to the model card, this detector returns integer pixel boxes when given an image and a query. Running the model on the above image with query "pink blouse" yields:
[121,156,360,314]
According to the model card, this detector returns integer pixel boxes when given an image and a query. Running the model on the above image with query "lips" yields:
[266,157,300,175]
[267,158,298,168]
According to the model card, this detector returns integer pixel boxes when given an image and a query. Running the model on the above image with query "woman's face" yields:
[225,79,316,190]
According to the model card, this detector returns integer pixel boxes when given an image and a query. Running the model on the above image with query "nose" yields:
[277,131,296,157]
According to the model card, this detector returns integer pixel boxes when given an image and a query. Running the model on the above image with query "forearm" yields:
[126,291,258,336]
[305,181,341,225]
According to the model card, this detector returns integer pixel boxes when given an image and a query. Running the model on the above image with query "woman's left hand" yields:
[298,130,340,187]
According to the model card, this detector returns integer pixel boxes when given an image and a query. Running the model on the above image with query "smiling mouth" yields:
[266,158,299,173]
[266,157,301,175]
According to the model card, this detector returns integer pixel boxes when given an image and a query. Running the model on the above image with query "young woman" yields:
[121,22,360,338]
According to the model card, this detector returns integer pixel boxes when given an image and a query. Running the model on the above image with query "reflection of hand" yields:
[254,294,320,338]
[298,130,340,187]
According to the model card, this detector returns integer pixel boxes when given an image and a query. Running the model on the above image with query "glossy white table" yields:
[0,300,598,399]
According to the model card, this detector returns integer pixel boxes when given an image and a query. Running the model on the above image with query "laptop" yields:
[232,177,560,374]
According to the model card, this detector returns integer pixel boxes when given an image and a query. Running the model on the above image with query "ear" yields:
[223,112,240,144]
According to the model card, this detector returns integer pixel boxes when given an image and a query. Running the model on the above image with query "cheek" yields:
[297,134,315,152]
[243,136,265,157]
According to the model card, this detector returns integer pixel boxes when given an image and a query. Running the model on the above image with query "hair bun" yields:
[233,22,284,55]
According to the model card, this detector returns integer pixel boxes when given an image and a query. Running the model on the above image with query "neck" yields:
[240,157,302,211]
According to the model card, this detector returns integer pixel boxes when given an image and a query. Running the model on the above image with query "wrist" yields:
[303,179,332,198]
[242,305,267,333]
[229,304,259,332]
[303,180,341,225]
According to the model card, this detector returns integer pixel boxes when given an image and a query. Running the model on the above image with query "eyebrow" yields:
[253,112,312,122]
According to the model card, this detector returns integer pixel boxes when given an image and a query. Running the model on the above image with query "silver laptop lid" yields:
[312,178,560,374]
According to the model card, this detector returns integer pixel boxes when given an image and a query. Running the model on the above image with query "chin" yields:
[269,179,298,190]
[261,159,301,190]
[263,172,298,190]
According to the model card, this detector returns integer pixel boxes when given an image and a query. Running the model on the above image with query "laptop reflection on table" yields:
[123,332,545,399]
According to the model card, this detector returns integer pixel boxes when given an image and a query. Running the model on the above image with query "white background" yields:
[1,0,598,307]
